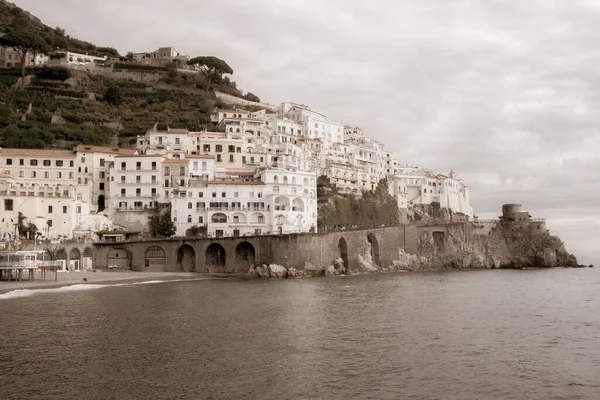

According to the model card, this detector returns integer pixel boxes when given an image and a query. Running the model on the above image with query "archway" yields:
[98,195,105,212]
[235,241,255,272]
[177,245,196,272]
[338,237,349,273]
[206,243,226,272]
[107,249,131,270]
[144,245,166,271]
[82,247,93,270]
[367,233,381,266]
[55,249,67,271]
[69,248,81,271]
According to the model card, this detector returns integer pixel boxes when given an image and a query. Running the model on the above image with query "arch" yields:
[303,177,309,186]
[235,241,255,272]
[251,212,265,224]
[292,198,305,212]
[98,195,105,212]
[274,196,290,211]
[107,249,131,270]
[82,247,93,271]
[278,226,283,235]
[338,237,349,273]
[39,250,52,261]
[273,175,279,184]
[367,233,381,267]
[292,176,296,185]
[211,213,227,223]
[176,245,196,272]
[55,249,67,271]
[206,243,226,271]
[232,212,247,223]
[69,248,81,271]
[283,176,288,184]
[144,245,166,270]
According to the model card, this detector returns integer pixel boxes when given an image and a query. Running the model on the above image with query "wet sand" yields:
[0,270,207,295]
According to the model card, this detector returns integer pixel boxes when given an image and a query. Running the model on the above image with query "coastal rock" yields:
[287,267,298,278]
[247,265,258,278]
[255,265,270,278]
[324,265,337,276]
[268,264,288,278]
[357,255,379,273]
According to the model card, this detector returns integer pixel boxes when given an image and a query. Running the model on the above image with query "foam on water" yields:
[0,278,209,300]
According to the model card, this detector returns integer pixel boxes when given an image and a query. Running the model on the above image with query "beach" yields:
[0,270,204,295]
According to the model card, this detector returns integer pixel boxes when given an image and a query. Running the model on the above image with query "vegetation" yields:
[243,92,260,103]
[188,56,234,98]
[104,86,121,105]
[149,205,176,238]
[185,225,207,238]
[16,212,38,239]
[317,179,400,231]
[0,29,51,85]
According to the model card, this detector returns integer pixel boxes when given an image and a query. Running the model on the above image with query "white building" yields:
[64,52,107,66]
[282,103,345,144]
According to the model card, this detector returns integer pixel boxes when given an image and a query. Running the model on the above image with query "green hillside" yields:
[0,1,260,150]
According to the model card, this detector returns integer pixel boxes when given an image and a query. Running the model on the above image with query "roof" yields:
[207,181,265,186]
[0,148,75,158]
[75,145,136,155]
[217,109,250,114]
[114,154,162,158]
[167,128,189,134]
[225,172,255,176]
[163,159,188,164]
[186,154,215,159]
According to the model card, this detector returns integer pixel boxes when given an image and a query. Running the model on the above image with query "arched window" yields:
[273,175,279,184]
[283,176,288,184]
[211,213,227,223]
[187,215,192,223]
[292,177,297,185]
[303,178,309,186]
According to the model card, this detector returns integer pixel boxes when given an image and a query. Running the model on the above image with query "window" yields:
[121,162,126,170]
[151,162,157,170]
[48,206,53,213]
[136,162,141,170]
[212,192,216,198]
[30,159,38,166]
[215,145,223,152]
[44,172,49,178]
[233,229,240,238]
[99,183,105,190]
[258,215,265,223]
[47,220,53,227]
[242,156,246,164]
[121,176,126,183]
[4,199,13,211]
[121,188,126,196]
[136,176,141,183]
[188,202,192,209]
[233,216,239,223]
[81,157,85,163]
[19,159,24,166]
[76,206,81,214]
[31,171,36,178]
[6,158,12,165]
[152,175,156,183]
[199,216,203,224]
[221,192,226,198]
[211,213,227,223]
[151,188,156,196]
[180,167,185,176]
[63,206,67,214]
[175,138,180,145]
[216,230,224,238]
[229,154,234,163]
[99,158,105,167]
[99,172,105,179]
[199,192,204,198]
[42,159,51,166]
[136,188,141,197]
[234,192,239,198]
[217,154,222,162]
[203,144,210,152]
[228,145,235,153]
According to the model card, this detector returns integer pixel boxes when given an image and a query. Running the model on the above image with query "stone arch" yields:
[83,247,93,270]
[144,245,166,270]
[176,245,196,272]
[206,243,226,272]
[232,212,247,223]
[235,241,255,272]
[274,196,290,211]
[107,249,131,270]
[97,195,105,212]
[55,249,67,271]
[292,198,305,212]
[367,233,381,267]
[338,237,349,273]
[69,248,81,271]
[251,212,265,224]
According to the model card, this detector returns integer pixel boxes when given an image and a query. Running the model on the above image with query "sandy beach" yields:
[0,270,208,295]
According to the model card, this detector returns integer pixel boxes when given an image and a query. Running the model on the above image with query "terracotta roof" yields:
[163,159,188,164]
[75,145,136,155]
[217,109,250,114]
[0,148,75,157]
[167,128,189,134]
[186,154,216,159]
[114,154,162,158]
[207,181,265,186]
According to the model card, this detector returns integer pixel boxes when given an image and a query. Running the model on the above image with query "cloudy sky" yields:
[13,0,600,264]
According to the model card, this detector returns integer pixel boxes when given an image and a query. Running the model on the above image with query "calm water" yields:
[1,269,599,400]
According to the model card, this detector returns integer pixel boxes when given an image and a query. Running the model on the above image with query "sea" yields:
[0,268,599,400]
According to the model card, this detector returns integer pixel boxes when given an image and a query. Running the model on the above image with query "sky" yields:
[11,0,600,265]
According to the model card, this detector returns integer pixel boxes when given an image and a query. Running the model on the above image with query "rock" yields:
[589,264,595,268]
[324,265,337,276]
[287,267,298,278]
[268,264,288,278]
[247,265,258,278]
[51,115,67,125]
[255,265,270,278]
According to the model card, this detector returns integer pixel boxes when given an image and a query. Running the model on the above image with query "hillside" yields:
[0,1,263,150]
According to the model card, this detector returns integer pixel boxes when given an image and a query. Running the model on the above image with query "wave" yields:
[0,278,209,300]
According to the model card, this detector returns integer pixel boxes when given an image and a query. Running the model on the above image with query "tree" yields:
[0,30,50,87]
[187,56,233,98]
[104,86,121,105]
[148,205,176,238]
[244,92,260,103]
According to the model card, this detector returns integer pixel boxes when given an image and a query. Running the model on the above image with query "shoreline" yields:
[0,271,208,295]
